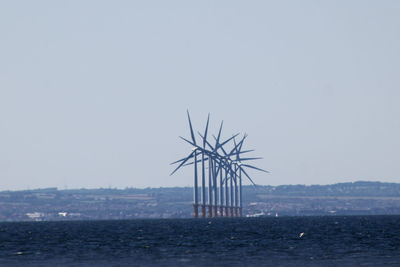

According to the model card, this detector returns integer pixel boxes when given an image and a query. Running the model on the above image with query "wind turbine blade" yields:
[233,136,243,162]
[179,136,196,147]
[183,157,209,166]
[179,136,209,154]
[198,132,215,151]
[236,157,263,161]
[212,135,228,156]
[236,134,247,161]
[216,164,222,174]
[233,137,238,153]
[242,164,270,173]
[220,146,229,156]
[240,166,257,186]
[170,151,195,175]
[187,110,197,145]
[238,149,255,154]
[225,149,255,158]
[218,133,240,149]
[170,156,192,165]
[203,114,210,148]
[239,133,247,152]
[230,135,246,155]
[215,121,223,149]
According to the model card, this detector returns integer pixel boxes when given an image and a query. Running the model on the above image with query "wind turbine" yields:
[213,134,246,216]
[169,110,200,217]
[232,135,269,216]
[172,113,214,217]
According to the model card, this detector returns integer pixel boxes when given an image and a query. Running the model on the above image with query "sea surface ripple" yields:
[0,215,400,266]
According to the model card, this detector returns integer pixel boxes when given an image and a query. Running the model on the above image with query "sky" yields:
[1,1,399,190]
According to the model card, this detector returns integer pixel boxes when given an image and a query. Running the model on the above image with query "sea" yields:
[0,215,399,266]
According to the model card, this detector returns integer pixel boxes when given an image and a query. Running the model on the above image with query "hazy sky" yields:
[1,1,399,190]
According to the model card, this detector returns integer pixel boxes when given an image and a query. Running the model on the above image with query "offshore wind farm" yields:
[2,1,400,266]
[170,111,268,218]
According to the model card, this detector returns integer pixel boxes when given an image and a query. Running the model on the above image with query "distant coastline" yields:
[1,181,400,222]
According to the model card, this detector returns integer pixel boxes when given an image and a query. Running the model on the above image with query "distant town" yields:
[1,181,400,222]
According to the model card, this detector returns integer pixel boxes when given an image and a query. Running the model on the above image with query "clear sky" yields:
[1,1,399,190]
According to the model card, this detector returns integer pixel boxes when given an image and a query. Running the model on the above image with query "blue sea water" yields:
[0,216,400,266]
